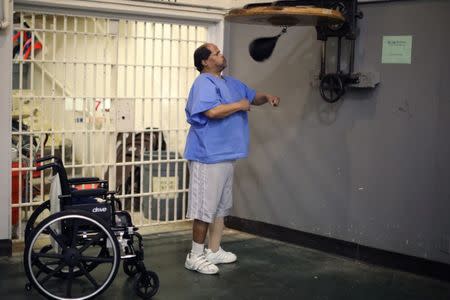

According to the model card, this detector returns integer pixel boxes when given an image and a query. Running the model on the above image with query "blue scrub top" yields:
[184,73,256,163]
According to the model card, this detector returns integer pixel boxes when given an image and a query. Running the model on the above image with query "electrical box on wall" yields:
[115,99,135,132]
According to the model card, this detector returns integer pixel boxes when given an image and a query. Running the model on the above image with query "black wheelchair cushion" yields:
[68,177,100,184]
[71,188,108,198]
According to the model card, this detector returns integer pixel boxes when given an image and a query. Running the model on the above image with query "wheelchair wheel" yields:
[24,210,120,300]
[32,243,111,279]
[134,270,159,299]
[25,200,50,243]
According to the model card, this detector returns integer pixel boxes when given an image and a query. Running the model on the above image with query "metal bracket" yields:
[311,71,380,89]
[348,72,380,88]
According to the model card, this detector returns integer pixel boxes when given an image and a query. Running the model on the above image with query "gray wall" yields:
[0,1,12,240]
[226,0,450,264]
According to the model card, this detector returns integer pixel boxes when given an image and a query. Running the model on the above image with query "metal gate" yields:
[11,9,208,239]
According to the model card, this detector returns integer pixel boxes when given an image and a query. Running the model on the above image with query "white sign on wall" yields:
[382,35,413,64]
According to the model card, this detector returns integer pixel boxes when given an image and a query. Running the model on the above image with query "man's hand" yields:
[266,95,280,107]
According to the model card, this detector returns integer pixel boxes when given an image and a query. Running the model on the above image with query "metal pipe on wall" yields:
[320,40,326,78]
[0,0,11,29]
[349,39,355,74]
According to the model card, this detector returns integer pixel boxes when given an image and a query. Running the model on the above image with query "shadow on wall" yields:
[231,24,379,237]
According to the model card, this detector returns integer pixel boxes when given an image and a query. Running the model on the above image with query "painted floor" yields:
[1,223,449,300]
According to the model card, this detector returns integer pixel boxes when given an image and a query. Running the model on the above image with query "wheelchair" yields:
[23,156,159,300]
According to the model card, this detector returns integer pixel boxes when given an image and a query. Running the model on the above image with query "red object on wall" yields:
[11,161,26,225]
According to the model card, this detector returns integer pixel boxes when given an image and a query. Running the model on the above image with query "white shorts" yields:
[186,160,234,223]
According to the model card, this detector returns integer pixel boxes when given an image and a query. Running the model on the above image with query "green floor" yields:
[1,225,450,300]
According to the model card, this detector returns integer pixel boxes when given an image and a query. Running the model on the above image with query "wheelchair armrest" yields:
[68,177,100,184]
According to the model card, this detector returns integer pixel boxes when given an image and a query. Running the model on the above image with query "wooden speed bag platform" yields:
[225,6,345,27]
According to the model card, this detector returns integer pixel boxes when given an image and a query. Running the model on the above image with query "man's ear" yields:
[202,59,208,67]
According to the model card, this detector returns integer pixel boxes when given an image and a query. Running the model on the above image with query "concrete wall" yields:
[0,0,13,241]
[226,0,450,264]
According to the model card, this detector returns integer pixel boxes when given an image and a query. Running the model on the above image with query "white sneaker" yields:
[185,253,219,275]
[205,247,237,264]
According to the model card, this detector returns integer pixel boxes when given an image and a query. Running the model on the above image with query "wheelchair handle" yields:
[36,155,63,165]
[36,155,55,163]
[36,162,57,172]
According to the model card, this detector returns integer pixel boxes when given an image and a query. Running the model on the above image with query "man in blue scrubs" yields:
[184,43,280,274]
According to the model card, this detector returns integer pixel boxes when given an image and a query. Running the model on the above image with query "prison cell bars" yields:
[11,11,207,240]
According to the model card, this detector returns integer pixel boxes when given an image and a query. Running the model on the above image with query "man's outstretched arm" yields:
[204,99,250,119]
[252,92,280,106]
